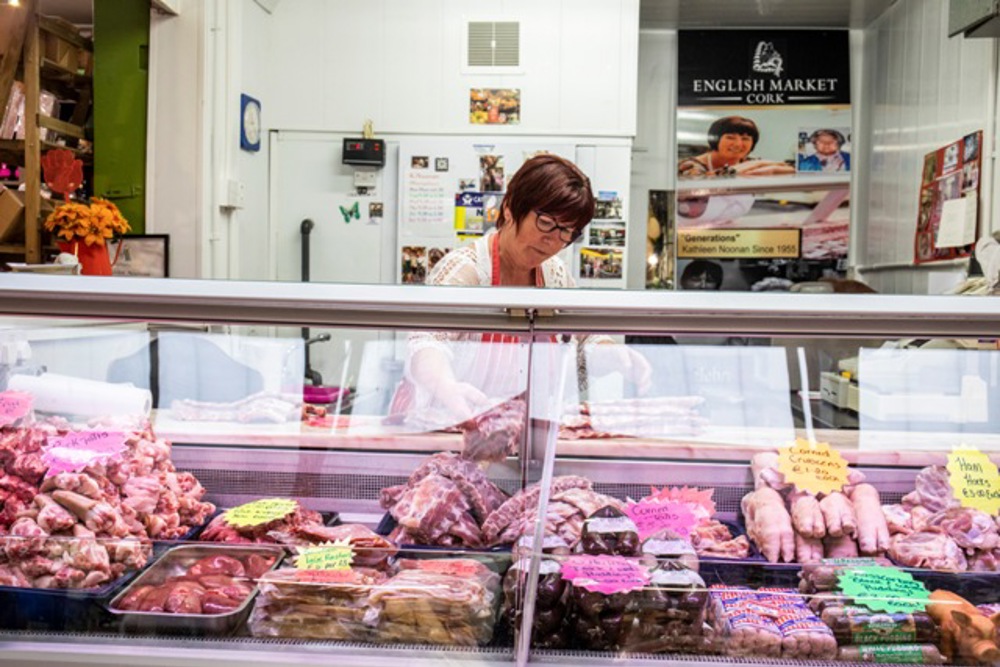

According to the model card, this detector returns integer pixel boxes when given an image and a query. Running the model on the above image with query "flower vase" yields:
[58,240,112,276]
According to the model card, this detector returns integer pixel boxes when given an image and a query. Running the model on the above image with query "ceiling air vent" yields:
[467,21,520,68]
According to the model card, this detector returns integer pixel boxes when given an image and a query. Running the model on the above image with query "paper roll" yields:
[8,372,152,419]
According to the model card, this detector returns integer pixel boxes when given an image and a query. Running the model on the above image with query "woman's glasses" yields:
[534,211,580,244]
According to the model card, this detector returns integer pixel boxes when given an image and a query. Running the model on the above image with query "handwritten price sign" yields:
[296,539,353,571]
[42,430,127,477]
[947,448,1000,515]
[561,555,650,595]
[625,500,697,540]
[778,439,848,496]
[838,566,930,614]
[0,391,33,427]
[225,498,298,528]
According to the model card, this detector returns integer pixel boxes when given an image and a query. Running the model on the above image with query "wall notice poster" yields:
[674,186,849,291]
[675,30,851,292]
[913,131,982,264]
[677,30,851,181]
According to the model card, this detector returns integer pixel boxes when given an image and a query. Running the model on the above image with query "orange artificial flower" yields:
[44,198,131,246]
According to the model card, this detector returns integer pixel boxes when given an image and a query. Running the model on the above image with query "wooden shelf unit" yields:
[0,2,94,263]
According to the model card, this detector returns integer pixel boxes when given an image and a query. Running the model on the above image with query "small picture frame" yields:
[435,157,449,172]
[108,234,169,278]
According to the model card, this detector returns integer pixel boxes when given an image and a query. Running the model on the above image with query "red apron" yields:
[387,234,539,422]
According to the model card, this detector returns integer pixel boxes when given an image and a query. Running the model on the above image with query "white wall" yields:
[263,0,639,136]
[856,0,997,294]
[148,0,640,281]
[628,29,675,289]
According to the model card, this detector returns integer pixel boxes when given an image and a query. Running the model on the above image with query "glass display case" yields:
[1,274,999,667]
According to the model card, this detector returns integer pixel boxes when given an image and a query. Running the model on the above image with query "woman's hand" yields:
[431,379,490,423]
[587,343,653,395]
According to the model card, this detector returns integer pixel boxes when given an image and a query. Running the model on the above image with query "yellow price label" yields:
[947,448,1000,515]
[295,539,354,571]
[224,498,298,528]
[777,439,849,496]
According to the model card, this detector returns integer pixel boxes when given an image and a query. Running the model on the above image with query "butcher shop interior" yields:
[2,1,1000,667]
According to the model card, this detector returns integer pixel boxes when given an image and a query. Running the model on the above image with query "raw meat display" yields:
[458,396,525,463]
[0,415,215,589]
[380,452,509,547]
[170,392,301,424]
[250,557,500,646]
[885,464,1000,571]
[742,487,795,563]
[742,452,879,563]
[479,476,622,548]
[639,486,750,559]
[560,396,708,439]
[280,524,397,570]
[199,502,326,545]
[849,484,891,556]
[112,547,279,615]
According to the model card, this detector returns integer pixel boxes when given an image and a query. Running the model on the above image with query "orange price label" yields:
[777,439,848,496]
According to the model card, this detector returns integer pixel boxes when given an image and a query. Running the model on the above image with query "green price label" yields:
[296,543,354,571]
[224,498,298,528]
[838,566,930,614]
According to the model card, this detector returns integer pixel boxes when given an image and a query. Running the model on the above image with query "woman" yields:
[678,116,794,178]
[402,154,652,426]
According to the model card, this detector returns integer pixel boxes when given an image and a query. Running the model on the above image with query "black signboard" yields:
[678,30,850,107]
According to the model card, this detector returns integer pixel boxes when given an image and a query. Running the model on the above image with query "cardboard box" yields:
[0,187,25,243]
[44,33,77,71]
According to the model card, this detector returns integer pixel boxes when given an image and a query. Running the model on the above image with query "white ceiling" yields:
[32,0,902,33]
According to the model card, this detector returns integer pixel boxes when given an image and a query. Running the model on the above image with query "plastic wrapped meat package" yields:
[708,585,837,660]
[502,557,571,649]
[617,561,713,654]
[249,567,386,640]
[250,557,500,646]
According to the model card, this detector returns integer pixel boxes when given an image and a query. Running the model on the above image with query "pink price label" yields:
[0,391,33,427]
[42,430,127,477]
[625,499,697,540]
[560,555,651,595]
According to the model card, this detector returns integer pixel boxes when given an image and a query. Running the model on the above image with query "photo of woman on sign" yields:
[678,116,795,179]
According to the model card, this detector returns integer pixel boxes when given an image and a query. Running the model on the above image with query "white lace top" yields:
[426,230,575,289]
[406,231,606,400]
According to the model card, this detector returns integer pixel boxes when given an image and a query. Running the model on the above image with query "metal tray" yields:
[107,543,284,636]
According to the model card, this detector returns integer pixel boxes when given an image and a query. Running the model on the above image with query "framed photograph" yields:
[108,234,169,278]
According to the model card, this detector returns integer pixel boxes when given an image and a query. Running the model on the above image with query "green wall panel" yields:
[93,0,148,234]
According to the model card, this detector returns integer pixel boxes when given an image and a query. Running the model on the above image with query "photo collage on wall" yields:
[675,30,851,292]
[579,191,625,280]
[453,154,506,245]
[398,152,453,284]
[913,131,983,264]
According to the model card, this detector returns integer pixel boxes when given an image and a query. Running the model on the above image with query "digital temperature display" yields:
[342,138,385,167]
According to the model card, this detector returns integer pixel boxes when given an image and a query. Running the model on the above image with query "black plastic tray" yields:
[0,568,141,632]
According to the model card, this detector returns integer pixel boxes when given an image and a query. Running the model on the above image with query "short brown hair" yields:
[707,116,759,150]
[500,154,594,238]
